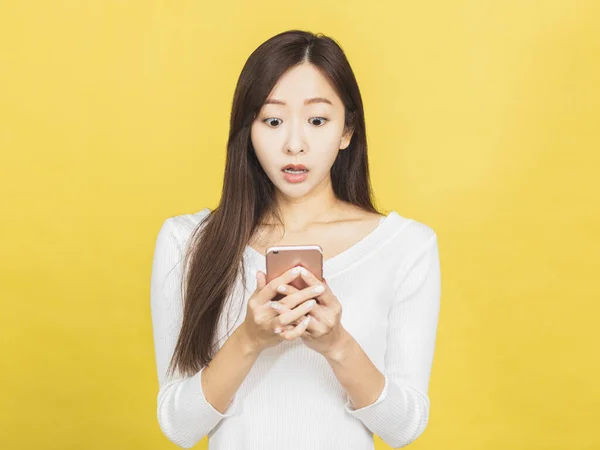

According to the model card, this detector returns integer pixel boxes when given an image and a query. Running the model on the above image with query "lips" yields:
[282,164,308,171]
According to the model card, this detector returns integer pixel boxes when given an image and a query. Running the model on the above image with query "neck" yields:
[269,186,344,233]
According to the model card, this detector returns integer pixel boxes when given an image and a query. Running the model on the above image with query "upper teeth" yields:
[285,168,306,173]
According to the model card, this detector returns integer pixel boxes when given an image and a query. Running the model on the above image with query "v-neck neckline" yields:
[243,210,401,277]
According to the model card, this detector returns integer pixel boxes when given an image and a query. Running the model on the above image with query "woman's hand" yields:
[269,267,347,358]
[240,266,314,354]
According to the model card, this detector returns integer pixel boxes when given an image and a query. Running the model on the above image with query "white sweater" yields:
[150,207,441,449]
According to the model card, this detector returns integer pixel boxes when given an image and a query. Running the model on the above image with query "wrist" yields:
[324,327,354,363]
[235,323,262,358]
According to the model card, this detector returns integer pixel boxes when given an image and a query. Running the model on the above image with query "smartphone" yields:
[265,244,323,301]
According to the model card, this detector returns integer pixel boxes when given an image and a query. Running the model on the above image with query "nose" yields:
[284,117,305,155]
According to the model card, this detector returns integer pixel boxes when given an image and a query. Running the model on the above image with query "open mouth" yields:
[281,166,309,183]
[282,164,308,174]
[282,168,308,174]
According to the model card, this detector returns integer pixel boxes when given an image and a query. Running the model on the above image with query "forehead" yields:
[263,63,342,108]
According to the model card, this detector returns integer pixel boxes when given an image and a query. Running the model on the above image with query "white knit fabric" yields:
[150,207,441,449]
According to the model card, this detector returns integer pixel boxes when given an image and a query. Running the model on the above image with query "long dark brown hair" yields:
[167,29,381,378]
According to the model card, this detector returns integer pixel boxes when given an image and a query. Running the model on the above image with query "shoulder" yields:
[386,211,437,247]
[384,211,439,273]
[348,205,436,247]
[400,214,437,246]
[157,207,213,246]
[386,212,439,287]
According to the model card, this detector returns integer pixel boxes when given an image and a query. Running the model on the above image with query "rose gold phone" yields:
[265,245,323,301]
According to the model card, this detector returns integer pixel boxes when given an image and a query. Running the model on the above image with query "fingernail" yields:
[277,285,286,293]
[292,266,301,275]
[312,285,325,294]
[274,327,282,334]
[307,299,316,308]
[303,316,311,326]
[300,267,308,276]
[270,301,282,310]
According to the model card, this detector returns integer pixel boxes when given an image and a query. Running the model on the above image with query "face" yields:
[250,62,353,198]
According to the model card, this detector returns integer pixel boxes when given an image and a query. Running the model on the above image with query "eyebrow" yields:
[263,97,333,106]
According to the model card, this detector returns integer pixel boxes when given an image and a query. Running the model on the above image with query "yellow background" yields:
[1,1,598,449]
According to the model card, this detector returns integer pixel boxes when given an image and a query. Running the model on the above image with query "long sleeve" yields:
[343,231,441,448]
[150,218,237,449]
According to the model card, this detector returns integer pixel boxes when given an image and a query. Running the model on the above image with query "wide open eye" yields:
[263,118,282,127]
[263,117,329,128]
[309,117,328,126]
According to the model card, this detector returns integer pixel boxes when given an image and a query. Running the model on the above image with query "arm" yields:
[150,218,259,448]
[326,232,441,449]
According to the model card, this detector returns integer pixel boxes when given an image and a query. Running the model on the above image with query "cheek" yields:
[250,126,271,164]
[252,147,272,174]
[313,137,343,166]
[250,123,261,151]
[309,125,344,153]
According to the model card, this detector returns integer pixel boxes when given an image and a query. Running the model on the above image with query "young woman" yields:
[150,29,441,449]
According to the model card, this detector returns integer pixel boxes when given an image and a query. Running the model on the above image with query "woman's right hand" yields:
[240,266,314,353]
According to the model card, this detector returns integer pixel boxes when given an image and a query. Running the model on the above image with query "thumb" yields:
[255,270,266,291]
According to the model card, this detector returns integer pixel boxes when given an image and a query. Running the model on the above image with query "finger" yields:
[257,266,303,305]
[282,315,312,340]
[274,324,295,334]
[255,270,266,292]
[268,299,320,332]
[274,283,300,297]
[268,278,332,330]
[249,271,266,310]
[298,267,323,285]
[290,312,322,334]
[260,284,300,317]
[277,282,325,310]
[298,267,333,305]
[272,283,301,309]
[275,298,317,327]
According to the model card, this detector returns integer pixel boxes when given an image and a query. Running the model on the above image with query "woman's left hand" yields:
[269,267,348,358]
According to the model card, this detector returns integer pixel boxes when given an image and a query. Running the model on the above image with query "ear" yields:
[339,127,354,150]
